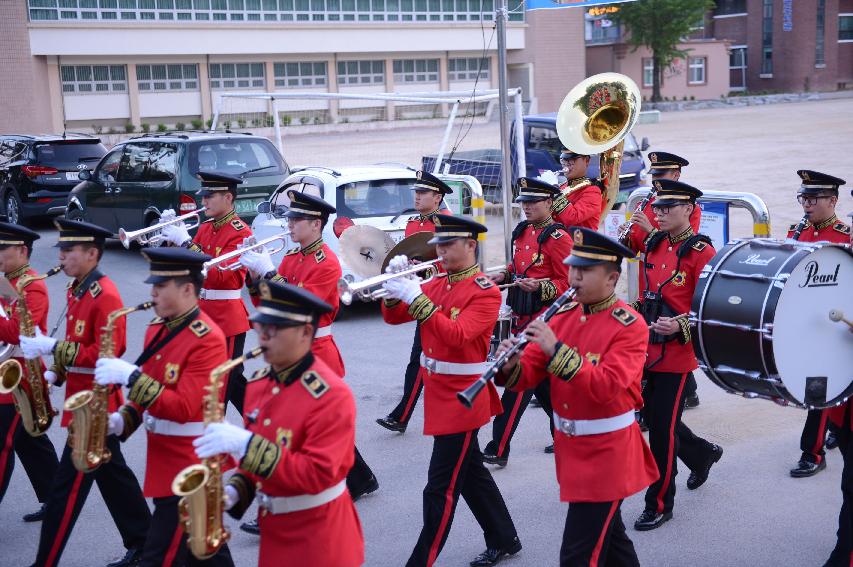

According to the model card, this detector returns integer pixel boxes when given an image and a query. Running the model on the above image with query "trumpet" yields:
[201,233,289,277]
[338,258,442,305]
[119,207,207,248]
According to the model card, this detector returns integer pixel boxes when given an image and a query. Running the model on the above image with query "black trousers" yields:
[406,429,518,567]
[825,422,853,566]
[346,446,376,494]
[800,408,834,464]
[684,373,697,399]
[224,333,247,416]
[0,404,59,504]
[560,500,639,567]
[388,323,424,424]
[139,496,234,567]
[642,370,715,515]
[484,381,554,459]
[34,435,151,567]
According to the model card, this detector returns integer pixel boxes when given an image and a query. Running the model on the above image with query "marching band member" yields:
[376,170,452,434]
[159,172,253,415]
[0,223,59,521]
[786,170,850,479]
[626,180,723,531]
[381,215,522,567]
[194,281,364,567]
[550,148,607,230]
[483,177,572,467]
[494,227,658,566]
[94,248,234,566]
[21,219,150,567]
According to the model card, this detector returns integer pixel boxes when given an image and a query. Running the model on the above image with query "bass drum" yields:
[692,238,852,409]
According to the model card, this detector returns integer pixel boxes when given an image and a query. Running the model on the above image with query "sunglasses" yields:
[797,195,832,206]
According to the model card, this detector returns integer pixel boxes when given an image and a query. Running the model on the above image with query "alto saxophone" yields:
[0,266,62,436]
[64,301,153,473]
[172,346,266,559]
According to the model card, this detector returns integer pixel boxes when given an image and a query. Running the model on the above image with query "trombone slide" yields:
[338,258,441,305]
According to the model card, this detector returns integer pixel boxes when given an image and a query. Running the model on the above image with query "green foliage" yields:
[141,123,151,133]
[157,123,167,132]
[280,115,292,126]
[191,119,204,130]
[124,123,136,133]
[175,122,186,131]
[205,118,213,128]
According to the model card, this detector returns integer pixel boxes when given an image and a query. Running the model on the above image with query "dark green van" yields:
[66,132,289,235]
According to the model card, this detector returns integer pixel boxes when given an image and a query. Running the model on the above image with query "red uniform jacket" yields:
[786,215,850,244]
[117,309,228,497]
[52,271,126,428]
[404,208,451,237]
[0,266,49,405]
[382,265,503,436]
[498,297,658,502]
[252,239,345,377]
[625,197,702,253]
[227,354,364,567]
[635,228,716,373]
[551,177,605,230]
[189,210,252,338]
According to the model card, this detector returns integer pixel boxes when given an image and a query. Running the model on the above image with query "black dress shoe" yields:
[375,416,407,433]
[22,504,46,523]
[105,548,143,567]
[469,537,522,566]
[634,510,672,531]
[543,444,554,454]
[482,451,508,467]
[530,397,543,408]
[687,444,723,490]
[684,394,700,409]
[350,475,379,502]
[240,519,260,535]
[826,431,839,451]
[790,458,827,478]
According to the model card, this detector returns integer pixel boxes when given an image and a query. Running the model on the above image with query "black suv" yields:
[67,132,289,236]
[0,135,108,225]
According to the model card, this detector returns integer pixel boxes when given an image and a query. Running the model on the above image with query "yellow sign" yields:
[588,5,619,16]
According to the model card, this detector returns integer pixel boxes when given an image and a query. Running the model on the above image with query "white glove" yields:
[193,421,253,460]
[385,254,410,274]
[44,370,58,385]
[223,485,238,511]
[383,276,423,304]
[160,221,191,247]
[160,208,178,222]
[95,358,139,386]
[20,328,57,358]
[536,170,560,187]
[240,249,276,277]
[107,412,124,437]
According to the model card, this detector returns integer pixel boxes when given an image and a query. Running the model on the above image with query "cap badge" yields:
[259,281,272,300]
[416,170,423,180]
[520,178,527,188]
[573,229,584,246]
[802,171,810,181]
[650,153,658,162]
[653,180,662,190]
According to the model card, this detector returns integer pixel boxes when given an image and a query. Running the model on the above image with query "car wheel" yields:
[65,207,85,222]
[4,190,24,226]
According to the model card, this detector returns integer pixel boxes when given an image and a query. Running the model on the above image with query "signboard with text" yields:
[604,200,730,251]
[527,0,637,12]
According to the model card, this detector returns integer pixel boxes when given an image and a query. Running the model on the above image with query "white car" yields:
[250,164,484,299]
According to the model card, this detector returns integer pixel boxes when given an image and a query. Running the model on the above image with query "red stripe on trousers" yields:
[497,393,526,457]
[0,413,20,480]
[811,410,829,464]
[426,430,473,567]
[162,524,185,567]
[400,372,424,423]
[589,501,619,567]
[45,471,85,567]
[226,335,235,355]
[656,372,688,514]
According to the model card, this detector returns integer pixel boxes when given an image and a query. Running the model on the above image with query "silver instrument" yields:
[337,258,442,305]
[201,233,289,277]
[118,208,207,248]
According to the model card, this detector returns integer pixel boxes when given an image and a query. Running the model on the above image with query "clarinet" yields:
[618,188,657,245]
[790,214,809,241]
[457,287,577,408]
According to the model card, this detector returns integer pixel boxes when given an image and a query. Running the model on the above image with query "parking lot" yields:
[1,97,852,566]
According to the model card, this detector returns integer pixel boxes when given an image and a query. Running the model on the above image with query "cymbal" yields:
[380,231,438,273]
[338,225,395,278]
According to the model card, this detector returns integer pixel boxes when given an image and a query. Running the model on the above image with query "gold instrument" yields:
[0,266,62,436]
[338,225,396,278]
[337,258,442,305]
[379,232,438,274]
[172,346,266,560]
[64,301,153,473]
[119,207,207,248]
[555,72,641,223]
[201,232,290,277]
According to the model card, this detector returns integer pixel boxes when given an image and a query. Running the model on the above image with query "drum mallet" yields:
[649,312,690,330]
[829,309,853,329]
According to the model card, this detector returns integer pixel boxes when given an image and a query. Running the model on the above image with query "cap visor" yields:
[426,235,464,245]
[651,198,691,207]
[283,210,317,219]
[195,189,214,197]
[144,274,174,284]
[514,195,548,203]
[249,312,306,327]
[563,255,605,267]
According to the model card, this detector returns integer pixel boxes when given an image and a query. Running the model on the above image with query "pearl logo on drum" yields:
[739,254,777,266]
[799,260,840,288]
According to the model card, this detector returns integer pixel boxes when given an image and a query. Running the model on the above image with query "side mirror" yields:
[641,137,650,151]
[256,201,271,214]
[78,170,92,181]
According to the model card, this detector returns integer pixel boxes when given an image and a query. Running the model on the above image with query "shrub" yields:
[124,123,136,133]
[264,115,275,127]
[280,115,291,126]
[191,119,203,130]
[157,123,168,132]
[223,120,232,129]
[236,118,247,129]
[205,118,213,129]
[299,116,309,125]
[107,127,117,134]
[141,123,151,133]
[91,124,103,134]
[175,122,186,131]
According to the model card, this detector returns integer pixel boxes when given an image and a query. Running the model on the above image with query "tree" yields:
[614,0,715,102]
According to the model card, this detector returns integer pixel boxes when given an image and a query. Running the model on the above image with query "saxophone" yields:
[64,301,153,473]
[0,266,62,436]
[172,346,266,559]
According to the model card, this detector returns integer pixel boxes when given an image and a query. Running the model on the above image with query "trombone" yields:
[201,233,289,277]
[119,207,207,248]
[338,258,442,305]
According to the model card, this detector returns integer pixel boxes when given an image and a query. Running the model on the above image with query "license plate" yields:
[236,198,263,215]
[66,171,80,181]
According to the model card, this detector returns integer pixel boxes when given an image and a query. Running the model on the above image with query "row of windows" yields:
[29,0,524,22]
[641,57,707,88]
[60,58,490,94]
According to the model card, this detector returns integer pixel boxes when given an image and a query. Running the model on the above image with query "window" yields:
[273,62,327,88]
[116,143,178,183]
[761,0,773,75]
[335,179,416,218]
[688,57,706,85]
[528,126,561,163]
[642,58,654,88]
[136,64,199,91]
[209,62,265,89]
[189,140,286,177]
[60,65,127,94]
[729,46,747,91]
[336,60,385,86]
[841,15,853,41]
[714,0,745,16]
[816,0,826,65]
[584,12,620,45]
[448,57,489,81]
[393,59,439,83]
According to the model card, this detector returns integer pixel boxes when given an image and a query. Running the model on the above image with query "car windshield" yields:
[189,140,287,178]
[35,141,107,169]
[622,133,639,153]
[336,178,416,219]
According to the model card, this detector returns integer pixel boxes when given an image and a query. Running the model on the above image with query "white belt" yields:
[420,354,490,375]
[199,289,242,300]
[66,366,94,375]
[552,410,635,437]
[257,480,346,515]
[314,325,332,338]
[143,413,205,437]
